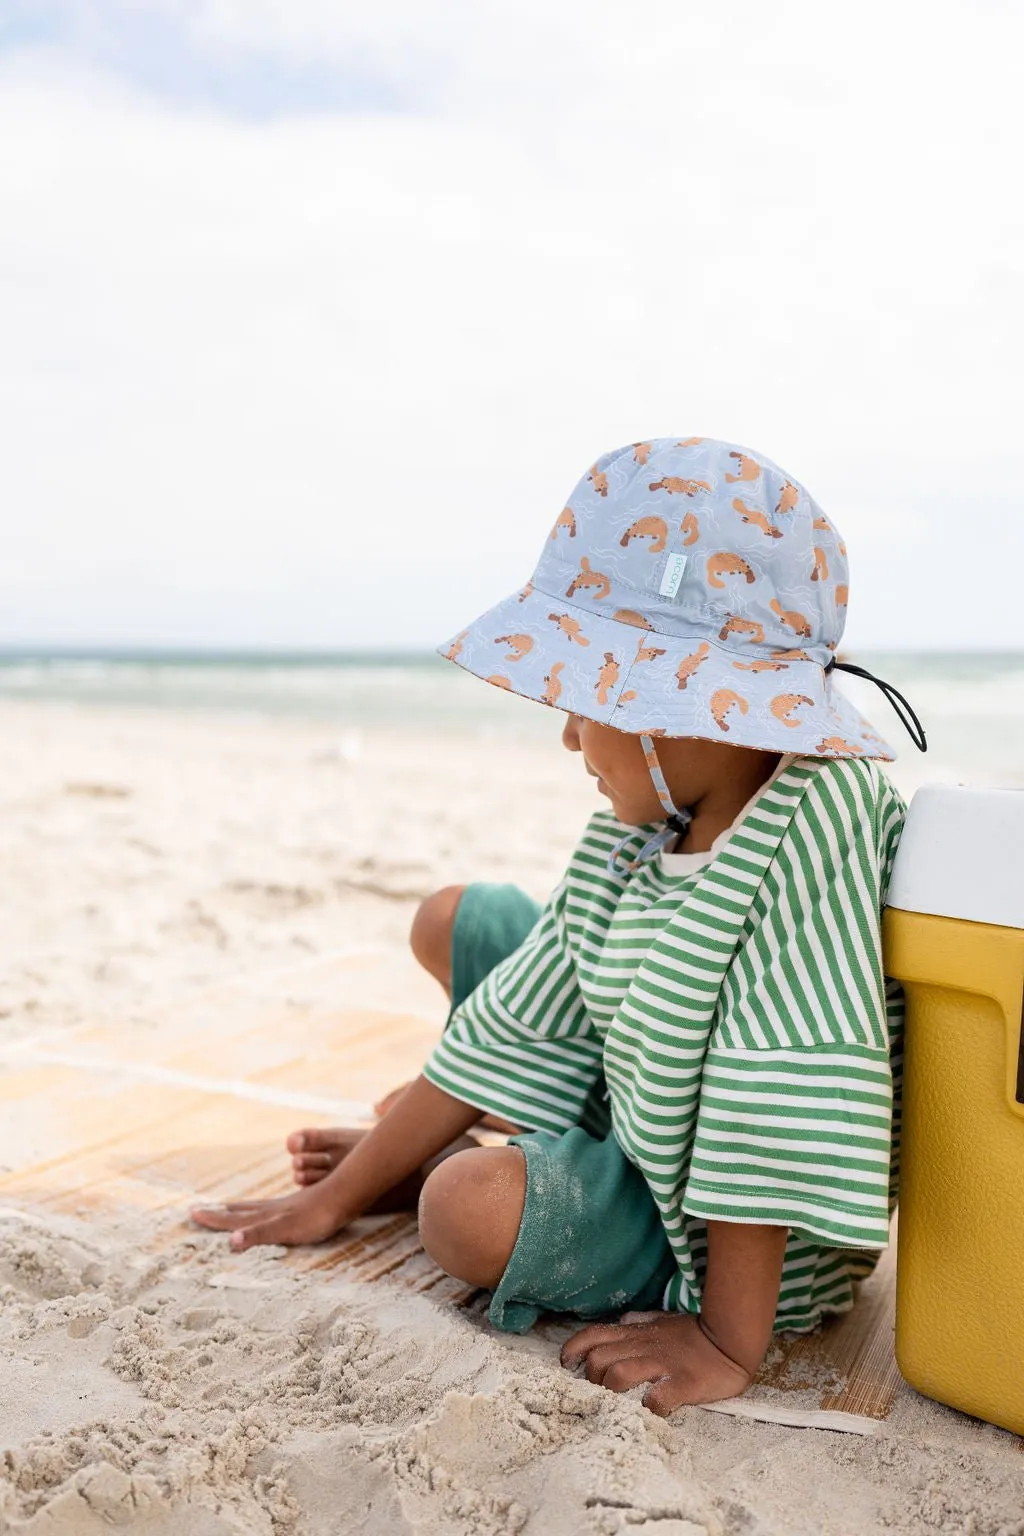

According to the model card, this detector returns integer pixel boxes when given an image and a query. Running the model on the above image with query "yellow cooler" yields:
[884,784,1024,1434]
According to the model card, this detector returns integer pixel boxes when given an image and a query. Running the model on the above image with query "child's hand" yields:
[190,1183,349,1252]
[190,1077,486,1253]
[560,1310,753,1416]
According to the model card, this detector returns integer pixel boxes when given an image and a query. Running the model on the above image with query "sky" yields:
[1,0,1022,652]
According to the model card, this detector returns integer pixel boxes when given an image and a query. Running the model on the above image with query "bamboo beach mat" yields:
[0,949,902,1431]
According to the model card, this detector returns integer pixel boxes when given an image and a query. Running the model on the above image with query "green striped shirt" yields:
[424,756,906,1332]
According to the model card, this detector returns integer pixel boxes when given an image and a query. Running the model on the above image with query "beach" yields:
[2,689,1023,1534]
[6,0,1023,1521]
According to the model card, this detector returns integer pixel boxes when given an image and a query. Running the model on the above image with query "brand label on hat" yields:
[659,553,689,599]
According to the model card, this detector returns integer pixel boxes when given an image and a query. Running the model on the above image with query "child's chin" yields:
[595,781,646,825]
[604,794,643,825]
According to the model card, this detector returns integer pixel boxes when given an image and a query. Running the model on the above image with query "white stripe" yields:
[695,1126,892,1162]
[756,850,820,1048]
[0,1047,373,1120]
[699,1401,880,1436]
[683,892,747,925]
[604,1056,703,1088]
[696,1099,891,1133]
[703,1066,891,1100]
[610,1007,708,1057]
[719,973,772,1050]
[814,771,886,1042]
[627,972,723,1011]
[771,833,843,1046]
[439,1031,600,1091]
[703,1067,891,1098]
[624,1094,703,1128]
[787,798,874,1047]
[465,973,586,1043]
[691,1147,889,1184]
[496,937,579,1024]
[613,1122,695,1159]
[425,1057,582,1126]
[685,1168,888,1210]
[706,1046,892,1074]
[682,1193,889,1241]
[641,929,734,976]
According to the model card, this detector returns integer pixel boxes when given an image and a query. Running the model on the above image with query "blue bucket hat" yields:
[439,439,927,755]
[438,437,927,768]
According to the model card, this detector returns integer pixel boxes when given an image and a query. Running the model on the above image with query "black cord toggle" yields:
[825,658,928,753]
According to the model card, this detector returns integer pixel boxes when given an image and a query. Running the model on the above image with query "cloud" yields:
[0,0,411,116]
[0,1,1021,649]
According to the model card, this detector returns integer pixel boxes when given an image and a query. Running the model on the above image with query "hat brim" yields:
[438,580,895,761]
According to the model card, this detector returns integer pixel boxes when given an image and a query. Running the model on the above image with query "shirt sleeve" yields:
[422,878,605,1133]
[682,762,903,1250]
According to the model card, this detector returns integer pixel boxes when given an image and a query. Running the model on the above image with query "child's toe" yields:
[287,1127,349,1154]
[294,1167,327,1186]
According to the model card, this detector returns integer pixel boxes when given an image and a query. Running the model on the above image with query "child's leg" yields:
[421,1129,678,1335]
[418,1144,527,1288]
[410,883,466,994]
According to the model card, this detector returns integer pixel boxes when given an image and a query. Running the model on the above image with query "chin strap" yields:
[606,733,692,878]
[825,657,928,753]
[606,657,926,881]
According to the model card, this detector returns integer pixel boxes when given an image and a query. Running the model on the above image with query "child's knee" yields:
[409,885,466,983]
[419,1145,526,1288]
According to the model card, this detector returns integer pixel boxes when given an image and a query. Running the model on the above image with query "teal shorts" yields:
[450,883,678,1335]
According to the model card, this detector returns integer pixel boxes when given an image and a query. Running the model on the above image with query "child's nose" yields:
[562,714,582,752]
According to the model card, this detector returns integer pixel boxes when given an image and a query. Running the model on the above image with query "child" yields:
[193,437,923,1415]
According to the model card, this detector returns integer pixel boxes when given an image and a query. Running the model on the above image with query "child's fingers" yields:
[560,1322,633,1369]
[291,1152,333,1170]
[578,1340,651,1385]
[228,1210,311,1251]
[229,1223,276,1251]
[601,1356,664,1394]
[190,1202,268,1231]
[641,1373,690,1418]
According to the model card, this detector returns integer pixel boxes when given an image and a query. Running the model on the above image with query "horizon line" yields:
[1,643,1021,663]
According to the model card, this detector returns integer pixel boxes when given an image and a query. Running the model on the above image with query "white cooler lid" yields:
[886,784,1024,929]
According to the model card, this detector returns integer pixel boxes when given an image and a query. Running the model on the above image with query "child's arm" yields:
[560,1220,788,1414]
[700,1218,790,1375]
[191,1075,482,1251]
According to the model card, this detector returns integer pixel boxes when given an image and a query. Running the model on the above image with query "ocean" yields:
[1,648,1022,785]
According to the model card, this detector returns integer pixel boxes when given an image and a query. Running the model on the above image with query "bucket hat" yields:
[438,436,925,763]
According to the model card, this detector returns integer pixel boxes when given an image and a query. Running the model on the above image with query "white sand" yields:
[2,700,1022,1535]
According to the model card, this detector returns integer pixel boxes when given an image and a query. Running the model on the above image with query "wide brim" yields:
[438,580,895,760]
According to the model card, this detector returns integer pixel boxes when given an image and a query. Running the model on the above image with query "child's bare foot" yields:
[373,1082,520,1137]
[287,1127,423,1211]
[287,1126,363,1187]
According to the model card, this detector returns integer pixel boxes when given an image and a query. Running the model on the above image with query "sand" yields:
[2,699,1022,1535]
